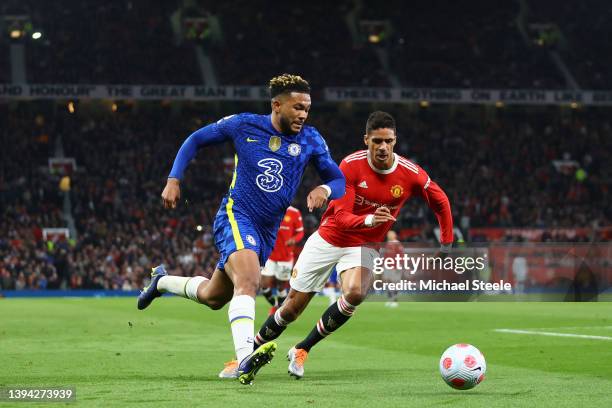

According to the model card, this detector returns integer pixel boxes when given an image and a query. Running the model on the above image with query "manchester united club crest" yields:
[269,136,281,152]
[390,185,404,198]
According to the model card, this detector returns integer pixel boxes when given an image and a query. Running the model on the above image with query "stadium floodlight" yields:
[10,30,22,39]
[32,32,42,40]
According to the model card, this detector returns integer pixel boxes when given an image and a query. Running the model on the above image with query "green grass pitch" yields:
[1,297,611,407]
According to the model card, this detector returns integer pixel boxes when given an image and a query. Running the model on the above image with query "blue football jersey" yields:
[169,113,341,230]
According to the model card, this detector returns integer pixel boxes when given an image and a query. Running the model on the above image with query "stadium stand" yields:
[369,0,566,88]
[25,1,201,84]
[526,0,612,89]
[1,2,610,291]
[207,0,389,87]
[4,1,607,89]
[0,104,610,290]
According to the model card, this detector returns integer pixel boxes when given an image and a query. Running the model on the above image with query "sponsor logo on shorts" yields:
[291,268,298,278]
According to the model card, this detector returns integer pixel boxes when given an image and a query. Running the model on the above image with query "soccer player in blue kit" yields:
[137,74,345,385]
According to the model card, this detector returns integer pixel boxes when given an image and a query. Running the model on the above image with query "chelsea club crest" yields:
[288,143,301,156]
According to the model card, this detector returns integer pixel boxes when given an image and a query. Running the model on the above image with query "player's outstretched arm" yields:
[418,177,453,252]
[163,115,237,208]
[333,159,393,229]
[307,148,345,211]
[306,186,330,212]
[161,178,180,209]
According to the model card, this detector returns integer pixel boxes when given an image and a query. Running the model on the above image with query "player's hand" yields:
[371,206,396,227]
[307,186,328,212]
[161,178,181,209]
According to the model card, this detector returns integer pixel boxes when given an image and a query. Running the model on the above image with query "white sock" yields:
[158,276,208,303]
[228,295,255,363]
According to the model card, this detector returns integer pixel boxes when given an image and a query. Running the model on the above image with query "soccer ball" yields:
[439,343,486,390]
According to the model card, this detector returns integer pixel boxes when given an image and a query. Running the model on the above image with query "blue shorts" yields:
[328,268,338,284]
[213,198,275,271]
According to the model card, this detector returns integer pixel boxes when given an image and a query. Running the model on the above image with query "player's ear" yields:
[363,134,368,146]
[271,98,281,113]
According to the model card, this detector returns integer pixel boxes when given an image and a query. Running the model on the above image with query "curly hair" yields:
[269,74,310,98]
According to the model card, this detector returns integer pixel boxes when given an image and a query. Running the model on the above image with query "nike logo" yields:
[246,137,258,142]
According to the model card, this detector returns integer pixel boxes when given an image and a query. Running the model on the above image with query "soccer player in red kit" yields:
[261,206,304,314]
[250,111,453,379]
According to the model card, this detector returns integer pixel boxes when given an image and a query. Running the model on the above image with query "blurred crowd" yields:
[381,1,565,88]
[22,1,201,84]
[207,0,389,87]
[527,0,612,89]
[1,102,610,291]
[4,0,611,88]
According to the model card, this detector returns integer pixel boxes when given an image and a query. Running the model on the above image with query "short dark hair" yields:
[269,74,310,98]
[366,111,396,134]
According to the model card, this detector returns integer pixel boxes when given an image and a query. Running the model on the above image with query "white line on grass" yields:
[520,326,612,331]
[494,329,612,341]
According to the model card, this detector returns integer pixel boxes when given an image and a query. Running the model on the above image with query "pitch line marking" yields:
[522,326,612,331]
[494,329,612,341]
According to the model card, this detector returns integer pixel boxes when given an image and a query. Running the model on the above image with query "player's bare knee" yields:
[233,278,259,297]
[279,301,304,322]
[343,286,368,306]
[199,290,230,310]
[203,298,227,310]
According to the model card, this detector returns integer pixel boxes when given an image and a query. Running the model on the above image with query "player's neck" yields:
[270,113,282,133]
[270,113,293,136]
[370,154,395,171]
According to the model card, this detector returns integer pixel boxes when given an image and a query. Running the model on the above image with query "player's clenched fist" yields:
[161,178,181,209]
[306,186,329,212]
[371,206,396,227]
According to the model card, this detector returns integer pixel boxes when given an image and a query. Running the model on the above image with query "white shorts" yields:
[385,269,403,284]
[290,231,378,293]
[261,259,293,281]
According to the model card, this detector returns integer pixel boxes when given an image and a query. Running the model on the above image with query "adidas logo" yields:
[358,180,368,188]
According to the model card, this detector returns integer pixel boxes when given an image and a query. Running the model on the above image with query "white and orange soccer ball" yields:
[439,343,486,390]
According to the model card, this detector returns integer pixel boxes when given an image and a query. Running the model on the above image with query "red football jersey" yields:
[269,206,304,262]
[318,150,453,247]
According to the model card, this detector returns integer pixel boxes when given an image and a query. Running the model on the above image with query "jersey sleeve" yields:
[411,165,454,245]
[168,114,241,180]
[309,131,345,199]
[332,159,371,229]
[291,209,305,243]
